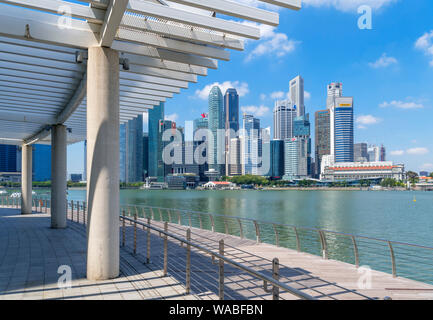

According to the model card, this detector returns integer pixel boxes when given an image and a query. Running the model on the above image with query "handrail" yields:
[120,215,315,300]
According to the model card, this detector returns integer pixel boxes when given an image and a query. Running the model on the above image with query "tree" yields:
[406,171,419,185]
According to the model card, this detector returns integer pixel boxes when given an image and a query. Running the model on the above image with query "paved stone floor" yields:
[1,205,433,300]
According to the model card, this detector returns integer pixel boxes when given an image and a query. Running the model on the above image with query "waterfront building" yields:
[229,138,242,176]
[380,145,386,162]
[367,145,380,162]
[69,174,82,183]
[208,86,224,176]
[242,114,261,175]
[148,102,165,181]
[283,137,309,180]
[160,119,177,178]
[315,109,331,177]
[354,143,369,162]
[0,144,17,173]
[332,97,354,163]
[273,99,297,140]
[119,114,143,183]
[269,140,284,178]
[290,75,305,117]
[321,161,405,181]
[33,145,51,182]
[224,88,239,176]
[420,171,429,177]
[194,114,208,132]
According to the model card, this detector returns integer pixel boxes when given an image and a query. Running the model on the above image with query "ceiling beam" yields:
[99,0,129,47]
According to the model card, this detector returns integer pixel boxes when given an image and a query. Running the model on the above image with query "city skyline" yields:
[67,0,433,174]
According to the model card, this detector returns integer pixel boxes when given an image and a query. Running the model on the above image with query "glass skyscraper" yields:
[333,97,354,163]
[0,145,17,172]
[224,88,239,133]
[33,144,51,181]
[208,86,224,175]
[315,109,330,177]
[242,114,260,175]
[119,114,144,182]
[269,140,284,178]
[148,102,164,180]
[273,100,297,140]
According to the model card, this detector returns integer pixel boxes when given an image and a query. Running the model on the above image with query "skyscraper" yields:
[229,138,242,176]
[354,143,368,162]
[269,140,284,178]
[0,145,17,172]
[143,133,148,178]
[148,102,165,180]
[293,114,312,176]
[224,88,239,176]
[208,86,224,175]
[242,114,260,175]
[326,82,343,109]
[332,97,354,162]
[33,145,51,181]
[314,109,331,177]
[380,145,386,162]
[283,137,309,180]
[273,100,297,140]
[290,75,305,117]
[119,114,143,183]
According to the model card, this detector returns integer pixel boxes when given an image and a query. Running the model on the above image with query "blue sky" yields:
[68,0,433,174]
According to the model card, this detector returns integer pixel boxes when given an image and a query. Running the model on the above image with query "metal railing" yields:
[119,214,315,300]
[2,196,433,285]
[119,203,433,285]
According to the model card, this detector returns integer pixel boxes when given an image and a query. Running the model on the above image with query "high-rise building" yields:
[293,114,312,176]
[314,109,330,177]
[242,114,261,175]
[273,100,297,140]
[367,144,386,162]
[332,97,354,163]
[283,137,310,180]
[290,75,305,117]
[194,114,208,132]
[354,143,368,162]
[326,82,343,109]
[208,86,224,175]
[160,119,176,178]
[119,114,143,183]
[224,88,239,133]
[33,145,51,181]
[0,145,17,172]
[229,138,242,176]
[148,102,165,181]
[269,140,284,178]
[380,145,386,162]
[143,133,148,178]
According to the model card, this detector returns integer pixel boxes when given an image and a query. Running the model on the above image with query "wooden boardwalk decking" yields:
[1,204,433,300]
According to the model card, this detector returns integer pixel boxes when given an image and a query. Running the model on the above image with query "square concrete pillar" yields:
[51,124,67,229]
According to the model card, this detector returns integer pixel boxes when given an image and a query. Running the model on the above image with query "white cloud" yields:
[259,93,267,101]
[240,105,270,117]
[380,100,424,109]
[194,81,249,100]
[303,0,396,12]
[165,113,179,122]
[415,30,433,67]
[242,22,299,62]
[356,115,382,128]
[304,91,311,100]
[390,150,405,156]
[270,91,286,100]
[407,147,429,155]
[369,53,398,68]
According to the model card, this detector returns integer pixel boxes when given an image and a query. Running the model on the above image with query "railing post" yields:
[77,201,81,223]
[272,258,280,300]
[83,202,86,226]
[219,239,224,300]
[388,241,397,278]
[238,218,244,239]
[168,209,172,223]
[210,214,215,233]
[186,229,191,295]
[71,200,74,221]
[163,222,168,276]
[158,208,163,222]
[122,212,125,247]
[351,236,359,268]
[318,231,328,260]
[146,218,151,264]
[254,220,261,244]
[273,224,279,247]
[150,207,155,220]
[133,213,137,255]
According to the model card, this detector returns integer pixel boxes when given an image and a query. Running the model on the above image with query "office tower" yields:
[208,86,224,175]
[269,140,284,178]
[326,82,343,109]
[315,109,331,177]
[290,75,305,117]
[224,88,239,176]
[143,133,148,179]
[33,145,51,181]
[354,143,368,162]
[194,114,208,132]
[119,114,143,183]
[83,140,87,181]
[332,97,354,163]
[148,102,165,180]
[293,115,312,176]
[283,137,309,180]
[229,138,241,176]
[368,144,381,162]
[241,114,261,175]
[160,119,176,178]
[380,145,386,162]
[0,145,17,172]
[273,100,297,140]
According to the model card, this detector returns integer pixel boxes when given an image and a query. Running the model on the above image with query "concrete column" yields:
[21,144,32,214]
[86,47,120,280]
[51,124,67,229]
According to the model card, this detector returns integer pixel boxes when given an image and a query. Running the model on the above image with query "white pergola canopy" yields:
[0,0,301,145]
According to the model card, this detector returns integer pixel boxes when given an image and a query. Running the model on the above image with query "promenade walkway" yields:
[1,206,433,300]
